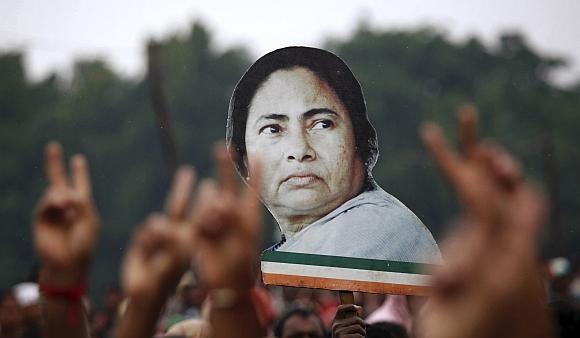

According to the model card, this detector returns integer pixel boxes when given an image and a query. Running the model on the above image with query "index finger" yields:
[71,154,92,198]
[420,123,461,184]
[165,166,196,221]
[214,142,237,195]
[242,155,263,231]
[457,104,479,159]
[45,142,68,188]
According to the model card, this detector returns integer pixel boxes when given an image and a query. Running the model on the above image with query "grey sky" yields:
[1,0,579,85]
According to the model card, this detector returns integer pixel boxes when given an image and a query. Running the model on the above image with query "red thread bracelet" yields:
[39,281,87,325]
[39,281,87,299]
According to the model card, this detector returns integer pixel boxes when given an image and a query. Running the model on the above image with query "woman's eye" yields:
[259,125,282,134]
[311,120,334,130]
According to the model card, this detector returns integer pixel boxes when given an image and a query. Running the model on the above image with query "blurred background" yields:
[1,0,579,307]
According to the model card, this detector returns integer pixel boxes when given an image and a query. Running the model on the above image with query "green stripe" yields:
[261,251,433,275]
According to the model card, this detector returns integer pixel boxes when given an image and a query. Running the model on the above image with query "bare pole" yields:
[147,40,179,176]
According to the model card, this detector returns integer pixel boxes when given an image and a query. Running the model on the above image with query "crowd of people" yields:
[0,109,578,338]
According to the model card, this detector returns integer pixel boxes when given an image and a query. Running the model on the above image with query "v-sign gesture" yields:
[35,142,99,285]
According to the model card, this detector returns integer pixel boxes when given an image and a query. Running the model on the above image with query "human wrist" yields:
[208,286,272,335]
[39,275,88,326]
[209,287,253,310]
[220,261,258,291]
[127,287,171,312]
[40,266,88,287]
[39,280,87,301]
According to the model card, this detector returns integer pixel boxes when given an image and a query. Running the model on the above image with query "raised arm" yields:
[416,106,554,338]
[191,143,266,338]
[114,166,196,338]
[34,142,100,338]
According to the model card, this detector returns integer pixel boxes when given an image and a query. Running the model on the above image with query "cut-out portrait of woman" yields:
[226,47,439,268]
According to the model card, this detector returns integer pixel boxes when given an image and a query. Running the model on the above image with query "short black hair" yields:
[273,307,325,338]
[226,46,379,183]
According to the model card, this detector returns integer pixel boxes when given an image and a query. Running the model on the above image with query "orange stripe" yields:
[262,272,431,296]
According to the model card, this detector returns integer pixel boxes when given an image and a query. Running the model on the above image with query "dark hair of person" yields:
[366,321,409,338]
[273,307,326,338]
[226,46,379,188]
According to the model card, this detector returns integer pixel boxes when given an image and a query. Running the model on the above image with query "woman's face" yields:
[244,67,364,227]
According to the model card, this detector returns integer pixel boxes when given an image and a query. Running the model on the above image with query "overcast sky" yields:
[1,0,579,85]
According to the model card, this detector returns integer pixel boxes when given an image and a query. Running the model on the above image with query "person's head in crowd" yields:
[274,307,326,338]
[365,321,409,338]
[0,289,24,337]
[227,46,378,233]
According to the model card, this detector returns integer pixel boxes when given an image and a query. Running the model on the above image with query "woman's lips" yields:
[282,174,321,187]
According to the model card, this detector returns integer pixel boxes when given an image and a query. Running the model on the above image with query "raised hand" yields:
[115,166,196,338]
[34,142,99,285]
[121,166,196,299]
[421,105,533,227]
[191,143,263,291]
[416,106,553,338]
[33,142,99,338]
[186,143,267,338]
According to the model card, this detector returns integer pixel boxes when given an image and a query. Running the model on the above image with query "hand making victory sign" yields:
[35,142,100,284]
[190,143,267,338]
[115,166,196,338]
[34,142,99,338]
[121,166,196,300]
[416,105,554,338]
[190,143,263,291]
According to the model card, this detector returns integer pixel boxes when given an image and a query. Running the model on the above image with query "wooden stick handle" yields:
[338,291,356,318]
[339,291,354,304]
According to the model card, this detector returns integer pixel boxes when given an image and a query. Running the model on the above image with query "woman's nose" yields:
[284,130,316,162]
